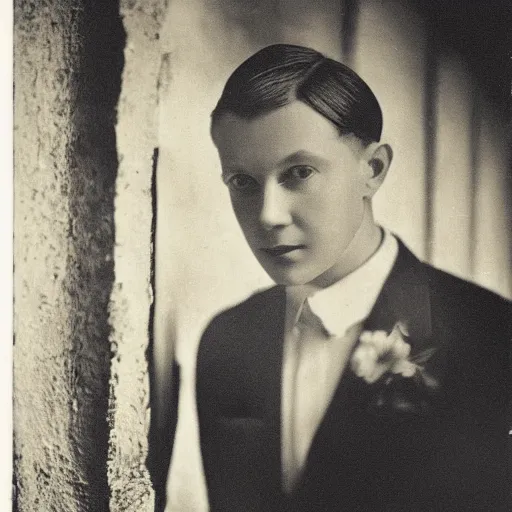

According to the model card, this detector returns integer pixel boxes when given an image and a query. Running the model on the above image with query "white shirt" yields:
[281,229,399,492]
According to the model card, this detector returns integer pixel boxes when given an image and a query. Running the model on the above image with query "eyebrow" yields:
[277,150,330,167]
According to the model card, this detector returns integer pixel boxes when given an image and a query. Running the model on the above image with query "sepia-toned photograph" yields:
[13,1,511,511]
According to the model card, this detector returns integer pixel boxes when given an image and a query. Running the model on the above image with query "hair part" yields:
[211,44,383,145]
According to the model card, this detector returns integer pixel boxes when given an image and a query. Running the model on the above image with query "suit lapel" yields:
[292,240,436,506]
[253,285,287,500]
[364,239,432,349]
[310,239,434,438]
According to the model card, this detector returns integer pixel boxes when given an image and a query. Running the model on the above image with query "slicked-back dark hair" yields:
[211,44,383,145]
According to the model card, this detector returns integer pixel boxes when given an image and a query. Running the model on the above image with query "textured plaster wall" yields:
[107,1,166,511]
[14,0,162,510]
[14,0,119,510]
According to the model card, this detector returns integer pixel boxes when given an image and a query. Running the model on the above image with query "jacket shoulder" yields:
[423,263,510,315]
[205,285,281,329]
[196,286,285,417]
[396,236,510,314]
[420,263,511,354]
[198,285,283,354]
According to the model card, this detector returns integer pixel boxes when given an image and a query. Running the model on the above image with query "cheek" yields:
[304,183,362,226]
[303,190,364,245]
[232,200,258,237]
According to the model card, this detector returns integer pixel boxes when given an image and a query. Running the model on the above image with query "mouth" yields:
[260,245,306,257]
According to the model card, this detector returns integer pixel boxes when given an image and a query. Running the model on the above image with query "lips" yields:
[260,245,305,256]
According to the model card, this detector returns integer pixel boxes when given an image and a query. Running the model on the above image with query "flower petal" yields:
[359,331,374,344]
[366,363,389,383]
[391,338,411,360]
[372,331,389,352]
[391,359,417,377]
[396,321,410,337]
[351,345,378,379]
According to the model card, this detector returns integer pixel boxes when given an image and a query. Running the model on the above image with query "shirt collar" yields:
[286,228,399,337]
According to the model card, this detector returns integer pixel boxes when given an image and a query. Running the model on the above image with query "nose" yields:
[259,182,292,230]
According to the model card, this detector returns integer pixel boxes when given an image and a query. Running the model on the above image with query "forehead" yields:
[212,101,362,171]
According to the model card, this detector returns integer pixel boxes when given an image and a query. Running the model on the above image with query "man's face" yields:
[212,101,371,288]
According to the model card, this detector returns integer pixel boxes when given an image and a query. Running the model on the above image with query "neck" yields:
[308,200,382,290]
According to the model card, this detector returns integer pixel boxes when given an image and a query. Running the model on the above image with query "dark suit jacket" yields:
[196,240,511,511]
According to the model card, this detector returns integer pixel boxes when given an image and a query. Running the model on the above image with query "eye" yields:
[291,166,315,180]
[281,165,316,184]
[226,174,259,194]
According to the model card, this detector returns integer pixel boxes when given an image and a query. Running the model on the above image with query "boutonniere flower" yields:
[351,323,439,415]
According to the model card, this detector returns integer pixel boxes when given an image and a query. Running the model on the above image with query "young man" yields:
[195,44,510,511]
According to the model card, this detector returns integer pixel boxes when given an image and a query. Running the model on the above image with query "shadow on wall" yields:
[67,0,126,505]
[14,0,126,510]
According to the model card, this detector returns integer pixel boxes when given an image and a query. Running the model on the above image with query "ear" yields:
[361,143,393,198]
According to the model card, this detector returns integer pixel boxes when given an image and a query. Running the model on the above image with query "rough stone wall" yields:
[14,0,162,510]
[107,1,166,511]
[15,1,99,510]
[13,0,119,510]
